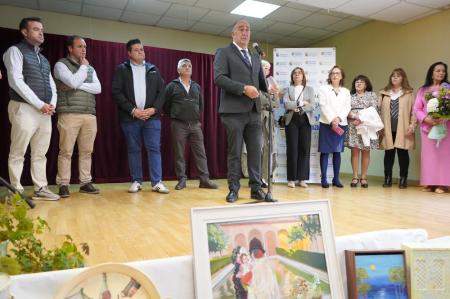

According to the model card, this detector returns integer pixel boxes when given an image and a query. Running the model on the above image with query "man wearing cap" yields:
[164,58,218,190]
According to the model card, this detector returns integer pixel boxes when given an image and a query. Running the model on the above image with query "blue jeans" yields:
[121,119,162,185]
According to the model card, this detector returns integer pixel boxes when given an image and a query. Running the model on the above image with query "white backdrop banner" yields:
[272,48,336,183]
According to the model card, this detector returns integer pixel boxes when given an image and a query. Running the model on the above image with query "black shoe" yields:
[350,178,359,188]
[175,179,187,190]
[383,176,392,187]
[80,183,99,194]
[59,185,70,198]
[360,178,368,188]
[251,188,267,200]
[199,180,218,189]
[332,180,344,188]
[321,181,330,188]
[226,190,239,203]
[399,177,408,189]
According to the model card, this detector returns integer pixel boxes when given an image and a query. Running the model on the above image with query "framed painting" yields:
[54,263,161,299]
[345,250,408,299]
[402,242,450,299]
[191,200,344,299]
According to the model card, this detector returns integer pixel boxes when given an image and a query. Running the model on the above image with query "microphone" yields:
[252,42,265,58]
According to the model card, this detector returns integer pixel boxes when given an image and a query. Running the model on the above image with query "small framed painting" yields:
[191,200,344,299]
[54,263,161,299]
[402,242,450,299]
[345,250,408,299]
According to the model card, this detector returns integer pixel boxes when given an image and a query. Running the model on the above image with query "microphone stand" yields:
[264,91,277,202]
[246,48,278,204]
[0,176,36,209]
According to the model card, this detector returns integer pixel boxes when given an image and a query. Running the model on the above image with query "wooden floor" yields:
[6,178,450,267]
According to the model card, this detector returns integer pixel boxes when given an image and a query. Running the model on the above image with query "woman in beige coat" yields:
[378,68,417,188]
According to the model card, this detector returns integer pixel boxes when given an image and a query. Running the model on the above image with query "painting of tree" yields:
[287,223,306,250]
[300,214,322,251]
[389,266,406,298]
[356,267,371,299]
[208,224,228,256]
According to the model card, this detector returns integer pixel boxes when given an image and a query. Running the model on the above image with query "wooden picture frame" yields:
[54,263,161,299]
[345,250,408,299]
[191,200,344,299]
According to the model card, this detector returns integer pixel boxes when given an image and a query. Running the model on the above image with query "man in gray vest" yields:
[2,17,60,201]
[53,35,102,198]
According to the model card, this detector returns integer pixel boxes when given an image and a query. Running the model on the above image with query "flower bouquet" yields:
[425,82,450,147]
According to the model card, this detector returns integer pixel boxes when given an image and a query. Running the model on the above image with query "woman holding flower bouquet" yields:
[414,62,449,194]
[378,68,417,189]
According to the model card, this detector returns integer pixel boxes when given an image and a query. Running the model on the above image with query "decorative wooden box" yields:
[402,243,450,299]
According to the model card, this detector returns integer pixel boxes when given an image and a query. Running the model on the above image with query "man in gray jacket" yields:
[164,58,218,190]
[54,35,102,198]
[213,20,275,203]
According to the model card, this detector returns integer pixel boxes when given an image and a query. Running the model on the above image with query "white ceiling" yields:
[0,0,448,47]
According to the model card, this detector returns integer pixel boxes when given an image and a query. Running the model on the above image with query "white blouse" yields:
[318,85,351,125]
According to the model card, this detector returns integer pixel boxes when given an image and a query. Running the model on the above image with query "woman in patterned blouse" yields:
[345,75,379,188]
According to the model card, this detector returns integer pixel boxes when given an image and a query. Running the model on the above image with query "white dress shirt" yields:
[318,85,351,125]
[3,45,57,110]
[53,60,101,95]
[130,60,147,109]
[232,42,252,65]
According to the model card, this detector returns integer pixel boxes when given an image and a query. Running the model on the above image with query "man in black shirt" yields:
[164,58,218,190]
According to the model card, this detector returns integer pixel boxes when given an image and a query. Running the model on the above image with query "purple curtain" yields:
[0,27,228,185]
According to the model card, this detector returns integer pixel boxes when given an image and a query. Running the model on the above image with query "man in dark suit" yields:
[213,20,275,203]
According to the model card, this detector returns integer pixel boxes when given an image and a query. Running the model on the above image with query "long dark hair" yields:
[350,75,373,95]
[423,61,448,87]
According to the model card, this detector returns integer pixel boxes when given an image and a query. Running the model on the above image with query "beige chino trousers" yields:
[56,113,97,185]
[7,100,52,192]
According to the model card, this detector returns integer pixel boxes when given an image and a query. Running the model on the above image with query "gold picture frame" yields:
[54,263,161,299]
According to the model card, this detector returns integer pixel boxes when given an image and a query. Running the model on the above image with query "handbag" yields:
[278,115,286,128]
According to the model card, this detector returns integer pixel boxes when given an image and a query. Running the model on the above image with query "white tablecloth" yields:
[10,229,432,299]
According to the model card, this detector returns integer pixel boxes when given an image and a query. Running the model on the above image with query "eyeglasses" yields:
[355,81,365,84]
[331,72,341,75]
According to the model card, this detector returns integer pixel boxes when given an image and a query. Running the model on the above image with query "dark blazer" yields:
[112,60,165,122]
[213,43,267,114]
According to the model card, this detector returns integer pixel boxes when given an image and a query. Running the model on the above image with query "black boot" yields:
[399,177,407,189]
[383,176,392,187]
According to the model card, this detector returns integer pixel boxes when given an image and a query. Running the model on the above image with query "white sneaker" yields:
[128,181,142,193]
[298,180,308,188]
[33,186,60,201]
[287,181,295,188]
[152,182,169,194]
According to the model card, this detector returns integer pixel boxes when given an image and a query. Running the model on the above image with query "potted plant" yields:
[0,193,88,275]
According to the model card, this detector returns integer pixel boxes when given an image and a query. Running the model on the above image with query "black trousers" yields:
[171,119,210,182]
[221,112,262,192]
[384,131,409,177]
[286,113,311,181]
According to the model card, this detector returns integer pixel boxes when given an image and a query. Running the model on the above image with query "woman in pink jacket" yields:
[414,62,449,194]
